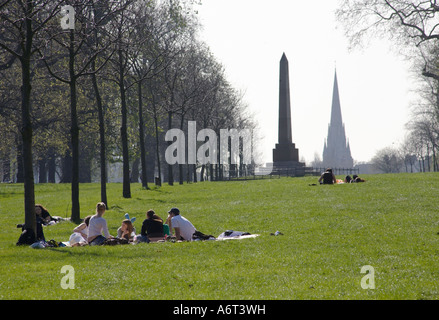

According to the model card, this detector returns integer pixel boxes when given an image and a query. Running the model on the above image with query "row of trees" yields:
[371,142,434,174]
[337,1,439,174]
[0,0,259,236]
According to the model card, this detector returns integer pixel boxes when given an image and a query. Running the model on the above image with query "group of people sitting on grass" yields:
[318,168,366,185]
[17,202,214,247]
[68,203,213,246]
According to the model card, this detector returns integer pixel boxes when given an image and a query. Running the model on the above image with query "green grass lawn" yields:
[0,173,438,300]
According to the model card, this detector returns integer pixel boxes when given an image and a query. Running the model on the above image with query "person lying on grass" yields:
[35,204,60,225]
[352,174,366,182]
[117,219,136,242]
[87,202,114,246]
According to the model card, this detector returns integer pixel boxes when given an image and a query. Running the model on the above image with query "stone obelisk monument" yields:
[272,53,305,173]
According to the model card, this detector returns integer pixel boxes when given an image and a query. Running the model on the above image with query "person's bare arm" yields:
[174,227,182,240]
[166,215,172,232]
[73,223,87,238]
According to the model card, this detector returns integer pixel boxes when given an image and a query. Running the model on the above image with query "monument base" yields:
[273,143,300,163]
[266,160,306,177]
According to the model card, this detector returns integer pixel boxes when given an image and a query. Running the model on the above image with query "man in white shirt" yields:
[166,208,196,241]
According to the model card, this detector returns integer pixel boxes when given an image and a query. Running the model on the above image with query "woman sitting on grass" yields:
[137,209,166,243]
[87,202,113,246]
[69,215,91,246]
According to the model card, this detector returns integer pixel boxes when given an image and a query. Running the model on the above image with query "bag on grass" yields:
[103,238,129,246]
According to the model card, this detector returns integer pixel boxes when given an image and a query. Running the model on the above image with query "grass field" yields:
[0,173,438,300]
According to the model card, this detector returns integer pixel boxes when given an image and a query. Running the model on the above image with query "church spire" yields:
[322,69,354,169]
[330,69,343,127]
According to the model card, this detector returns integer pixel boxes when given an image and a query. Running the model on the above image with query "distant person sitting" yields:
[138,209,166,243]
[166,207,196,241]
[318,168,336,185]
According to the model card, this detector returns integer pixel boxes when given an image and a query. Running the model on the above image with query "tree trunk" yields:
[21,3,36,238]
[119,49,131,198]
[69,30,81,223]
[61,152,72,183]
[91,67,108,207]
[167,111,174,185]
[131,157,140,182]
[38,158,47,183]
[137,80,148,189]
[90,4,108,207]
[179,116,185,185]
[153,114,161,186]
[200,164,205,182]
[2,158,10,182]
[78,150,92,183]
[47,150,56,183]
[16,139,24,183]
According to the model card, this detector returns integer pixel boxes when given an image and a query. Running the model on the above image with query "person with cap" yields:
[165,207,196,241]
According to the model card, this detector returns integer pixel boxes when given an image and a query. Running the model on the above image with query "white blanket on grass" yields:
[216,231,259,241]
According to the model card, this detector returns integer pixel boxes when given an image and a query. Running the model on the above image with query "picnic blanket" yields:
[35,229,259,248]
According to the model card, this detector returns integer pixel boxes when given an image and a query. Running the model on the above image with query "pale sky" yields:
[196,0,417,165]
